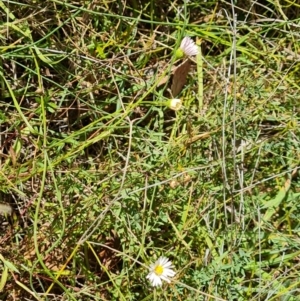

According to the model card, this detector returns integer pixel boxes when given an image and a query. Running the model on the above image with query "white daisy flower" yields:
[180,37,199,56]
[169,98,182,111]
[146,256,176,287]
[175,37,199,58]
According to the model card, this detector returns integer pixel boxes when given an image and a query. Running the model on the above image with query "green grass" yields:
[0,0,300,300]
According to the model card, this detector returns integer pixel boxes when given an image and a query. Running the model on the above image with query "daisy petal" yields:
[180,36,198,56]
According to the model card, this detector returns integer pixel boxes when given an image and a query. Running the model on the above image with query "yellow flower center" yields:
[154,265,164,276]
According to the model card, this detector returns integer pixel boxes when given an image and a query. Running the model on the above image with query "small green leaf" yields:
[0,266,8,292]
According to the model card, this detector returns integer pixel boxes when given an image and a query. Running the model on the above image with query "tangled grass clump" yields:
[0,1,300,300]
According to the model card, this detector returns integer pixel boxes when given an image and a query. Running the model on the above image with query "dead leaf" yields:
[171,59,191,97]
[156,59,191,96]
